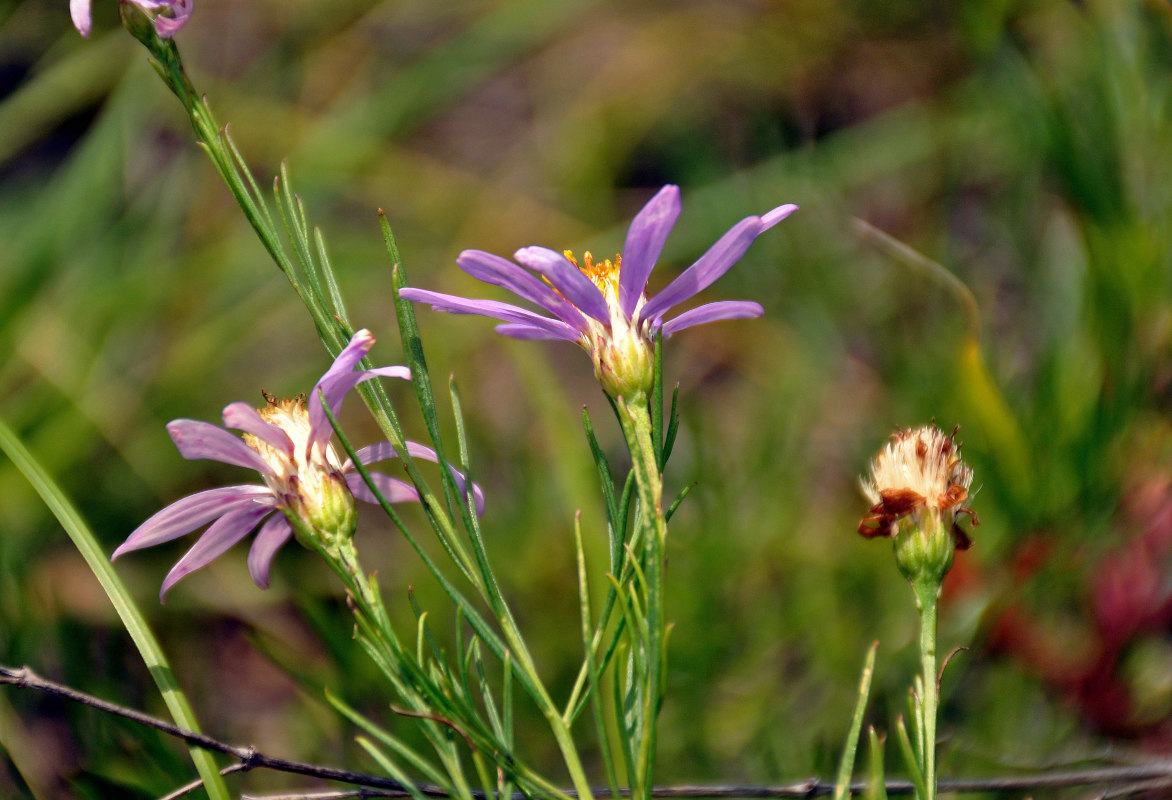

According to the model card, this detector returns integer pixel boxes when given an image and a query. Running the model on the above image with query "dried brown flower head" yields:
[859,425,979,584]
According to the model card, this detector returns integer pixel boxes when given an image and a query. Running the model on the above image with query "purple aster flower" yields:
[114,329,485,601]
[71,0,192,38]
[399,185,797,400]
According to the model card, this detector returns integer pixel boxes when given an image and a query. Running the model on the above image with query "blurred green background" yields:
[2,0,1172,796]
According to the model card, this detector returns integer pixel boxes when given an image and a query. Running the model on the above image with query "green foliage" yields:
[1,0,1171,796]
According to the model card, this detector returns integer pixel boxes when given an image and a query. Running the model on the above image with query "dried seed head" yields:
[859,425,979,586]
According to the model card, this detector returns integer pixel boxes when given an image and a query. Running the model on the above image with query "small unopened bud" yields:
[859,425,979,587]
[118,0,157,44]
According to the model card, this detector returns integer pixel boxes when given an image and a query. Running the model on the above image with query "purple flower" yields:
[71,0,192,38]
[115,329,485,600]
[399,185,797,399]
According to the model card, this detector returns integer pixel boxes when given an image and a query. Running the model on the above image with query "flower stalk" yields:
[858,425,979,800]
[913,578,940,800]
[615,394,669,800]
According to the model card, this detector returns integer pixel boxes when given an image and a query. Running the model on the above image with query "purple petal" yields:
[761,203,799,230]
[222,402,293,456]
[660,301,765,336]
[151,0,192,37]
[308,365,411,449]
[346,470,421,505]
[639,216,764,323]
[167,419,273,475]
[402,441,487,515]
[399,289,579,340]
[619,185,681,318]
[349,440,486,515]
[247,514,293,589]
[457,250,590,331]
[311,329,376,416]
[70,0,92,36]
[494,323,578,341]
[308,329,409,448]
[349,440,399,466]
[158,503,275,601]
[113,485,275,559]
[512,247,611,324]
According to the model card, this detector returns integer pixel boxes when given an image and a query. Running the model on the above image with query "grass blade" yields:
[0,418,231,800]
[834,641,878,800]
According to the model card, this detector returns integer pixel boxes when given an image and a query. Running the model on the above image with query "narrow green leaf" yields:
[355,736,430,800]
[502,650,514,751]
[326,690,448,787]
[449,378,479,519]
[315,227,351,325]
[473,640,505,742]
[610,642,637,783]
[582,406,621,561]
[662,385,681,466]
[664,483,693,522]
[834,641,878,800]
[407,590,447,671]
[389,255,462,525]
[616,471,635,560]
[574,514,621,797]
[894,716,928,800]
[866,726,888,800]
[0,419,231,800]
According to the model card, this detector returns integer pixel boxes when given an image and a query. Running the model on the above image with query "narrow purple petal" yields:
[660,301,765,337]
[113,485,275,559]
[151,0,192,37]
[346,471,421,505]
[618,185,682,317]
[399,289,579,340]
[494,323,579,341]
[247,514,293,589]
[70,0,92,36]
[222,402,293,455]
[349,440,486,514]
[159,504,275,601]
[308,365,411,449]
[457,250,590,331]
[638,216,764,323]
[402,441,487,516]
[761,203,799,231]
[311,329,376,413]
[167,419,274,475]
[307,329,409,448]
[512,247,611,324]
[349,440,398,466]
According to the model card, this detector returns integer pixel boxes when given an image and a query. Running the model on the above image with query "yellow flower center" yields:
[564,251,623,302]
[559,251,652,401]
[243,392,356,548]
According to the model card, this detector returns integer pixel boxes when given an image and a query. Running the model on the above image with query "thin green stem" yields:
[913,581,940,800]
[615,397,668,800]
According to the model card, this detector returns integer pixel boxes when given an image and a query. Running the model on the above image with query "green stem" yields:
[615,397,668,800]
[913,580,939,800]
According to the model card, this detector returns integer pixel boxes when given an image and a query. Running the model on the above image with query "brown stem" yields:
[4,664,1172,800]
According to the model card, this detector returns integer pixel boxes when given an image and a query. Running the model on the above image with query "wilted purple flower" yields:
[400,185,797,400]
[71,0,192,38]
[115,329,484,600]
